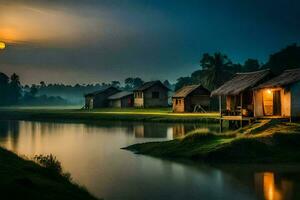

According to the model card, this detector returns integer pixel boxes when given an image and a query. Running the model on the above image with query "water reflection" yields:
[254,172,294,200]
[0,120,300,200]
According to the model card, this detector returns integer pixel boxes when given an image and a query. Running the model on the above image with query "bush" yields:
[34,154,72,181]
[34,154,62,174]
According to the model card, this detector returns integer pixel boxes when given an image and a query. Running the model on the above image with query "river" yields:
[0,120,299,200]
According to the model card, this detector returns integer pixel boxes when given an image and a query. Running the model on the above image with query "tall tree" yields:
[0,72,10,105]
[243,59,260,72]
[200,52,233,90]
[125,77,144,89]
[175,77,193,91]
[265,43,300,75]
[9,73,22,104]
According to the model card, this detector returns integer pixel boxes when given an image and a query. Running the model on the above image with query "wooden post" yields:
[219,96,222,118]
[240,93,243,127]
[219,96,223,133]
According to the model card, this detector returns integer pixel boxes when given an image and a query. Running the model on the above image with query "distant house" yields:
[172,84,211,113]
[108,91,134,108]
[211,69,271,119]
[253,68,300,120]
[133,81,170,108]
[84,87,120,109]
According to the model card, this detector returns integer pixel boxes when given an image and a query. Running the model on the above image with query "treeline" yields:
[175,43,300,91]
[0,73,68,106]
[0,74,174,106]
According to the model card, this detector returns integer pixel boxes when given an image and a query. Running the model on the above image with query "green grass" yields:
[124,120,300,163]
[0,147,98,200]
[0,107,219,123]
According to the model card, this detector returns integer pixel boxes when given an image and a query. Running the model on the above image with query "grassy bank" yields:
[0,107,219,123]
[124,120,300,163]
[0,147,98,200]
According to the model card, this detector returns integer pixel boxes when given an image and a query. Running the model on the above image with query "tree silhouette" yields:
[200,52,233,90]
[265,43,300,75]
[243,59,260,72]
[9,73,21,104]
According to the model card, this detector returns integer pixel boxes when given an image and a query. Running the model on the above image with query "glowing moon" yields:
[0,42,5,50]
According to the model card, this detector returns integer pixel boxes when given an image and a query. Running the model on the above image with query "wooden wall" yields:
[134,85,169,108]
[172,98,185,112]
[144,84,169,107]
[92,88,120,108]
[134,91,144,107]
[291,81,300,117]
[254,88,291,117]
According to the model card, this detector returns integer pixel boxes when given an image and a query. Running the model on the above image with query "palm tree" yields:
[200,52,233,90]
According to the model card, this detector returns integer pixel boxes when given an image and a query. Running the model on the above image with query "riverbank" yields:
[0,147,98,200]
[0,107,219,123]
[125,120,300,163]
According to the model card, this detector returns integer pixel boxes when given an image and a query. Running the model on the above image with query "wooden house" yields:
[133,81,170,108]
[172,84,211,113]
[84,87,120,109]
[211,69,271,120]
[108,91,134,108]
[253,68,300,120]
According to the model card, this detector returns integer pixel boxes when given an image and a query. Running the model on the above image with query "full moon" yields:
[0,42,6,50]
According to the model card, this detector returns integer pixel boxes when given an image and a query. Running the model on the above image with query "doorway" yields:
[263,90,281,116]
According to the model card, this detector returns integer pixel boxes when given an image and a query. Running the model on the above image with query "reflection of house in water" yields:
[172,124,212,138]
[133,123,168,138]
[254,172,293,200]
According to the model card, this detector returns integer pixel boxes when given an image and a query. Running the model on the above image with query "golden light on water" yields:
[0,42,5,50]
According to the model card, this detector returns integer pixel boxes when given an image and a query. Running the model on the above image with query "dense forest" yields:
[1,43,300,106]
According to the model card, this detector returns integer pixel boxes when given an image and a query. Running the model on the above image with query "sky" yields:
[0,0,300,84]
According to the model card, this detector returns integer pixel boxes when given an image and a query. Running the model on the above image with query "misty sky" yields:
[0,0,300,84]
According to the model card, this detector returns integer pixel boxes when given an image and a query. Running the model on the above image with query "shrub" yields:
[34,154,72,181]
[34,154,62,174]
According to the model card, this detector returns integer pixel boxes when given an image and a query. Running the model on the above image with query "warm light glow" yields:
[267,89,272,94]
[263,172,282,200]
[0,42,5,50]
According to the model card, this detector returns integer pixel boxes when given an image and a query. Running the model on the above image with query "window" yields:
[152,92,159,99]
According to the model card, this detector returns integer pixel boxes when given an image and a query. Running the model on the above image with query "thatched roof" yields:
[211,69,270,96]
[173,84,210,98]
[108,91,133,100]
[134,81,170,91]
[254,68,300,89]
[84,86,119,97]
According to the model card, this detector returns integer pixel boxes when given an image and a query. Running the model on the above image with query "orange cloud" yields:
[0,4,104,47]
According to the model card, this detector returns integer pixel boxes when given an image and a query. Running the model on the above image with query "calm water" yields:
[0,120,299,200]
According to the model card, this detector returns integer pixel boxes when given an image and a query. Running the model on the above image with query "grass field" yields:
[0,107,219,123]
[125,120,300,163]
[0,147,98,200]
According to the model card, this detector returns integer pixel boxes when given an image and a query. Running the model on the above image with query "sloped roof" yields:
[211,69,270,96]
[108,91,133,100]
[173,84,209,98]
[134,81,170,91]
[255,68,300,89]
[84,86,119,97]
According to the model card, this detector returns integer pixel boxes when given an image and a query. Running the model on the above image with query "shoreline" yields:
[0,108,219,123]
[124,120,300,163]
[0,146,98,200]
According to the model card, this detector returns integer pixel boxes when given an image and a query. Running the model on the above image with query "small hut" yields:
[133,81,170,108]
[253,68,300,120]
[211,69,271,119]
[172,84,210,113]
[84,87,120,109]
[108,91,134,108]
